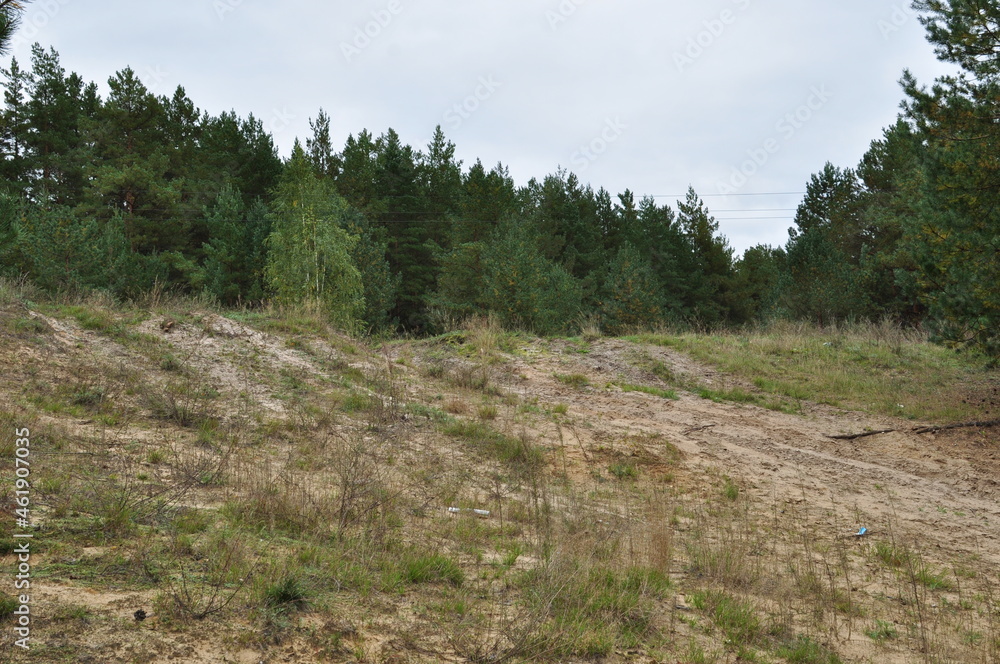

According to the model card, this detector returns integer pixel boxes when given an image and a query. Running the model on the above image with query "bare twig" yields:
[911,419,1000,434]
[828,419,1000,440]
[827,429,897,441]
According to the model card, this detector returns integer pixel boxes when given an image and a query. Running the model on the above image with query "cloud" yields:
[5,0,958,251]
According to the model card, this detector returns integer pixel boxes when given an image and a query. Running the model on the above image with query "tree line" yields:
[0,0,997,356]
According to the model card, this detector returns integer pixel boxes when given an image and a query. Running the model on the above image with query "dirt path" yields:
[510,338,1000,569]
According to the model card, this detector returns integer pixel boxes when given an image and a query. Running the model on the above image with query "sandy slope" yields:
[2,312,997,663]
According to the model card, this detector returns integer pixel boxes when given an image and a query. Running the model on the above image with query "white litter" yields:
[447,507,491,518]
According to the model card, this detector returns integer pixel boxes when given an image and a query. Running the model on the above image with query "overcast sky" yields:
[8,0,956,253]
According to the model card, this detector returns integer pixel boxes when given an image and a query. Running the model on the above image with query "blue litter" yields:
[855,527,867,537]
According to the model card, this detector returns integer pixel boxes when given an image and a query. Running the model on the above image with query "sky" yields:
[6,0,957,253]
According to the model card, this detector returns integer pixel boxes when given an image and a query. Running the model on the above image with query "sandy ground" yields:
[3,313,998,663]
[511,339,999,567]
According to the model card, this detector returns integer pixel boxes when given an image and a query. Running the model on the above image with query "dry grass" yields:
[632,318,996,422]
[0,284,997,663]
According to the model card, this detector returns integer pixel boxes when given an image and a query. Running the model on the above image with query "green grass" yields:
[631,322,993,422]
[401,554,464,587]
[555,373,590,389]
[1,314,50,336]
[914,566,953,591]
[616,382,678,400]
[775,636,843,663]
[873,540,911,568]
[262,573,309,611]
[514,564,671,658]
[0,592,18,620]
[440,419,544,470]
[340,391,378,413]
[722,477,740,501]
[609,462,639,480]
[865,620,899,642]
[690,590,763,646]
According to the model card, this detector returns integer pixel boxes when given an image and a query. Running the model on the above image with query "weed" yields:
[2,314,50,337]
[477,404,499,421]
[402,554,464,587]
[445,398,470,415]
[0,593,18,620]
[67,306,123,336]
[609,462,639,481]
[441,420,543,470]
[684,640,718,664]
[694,590,763,645]
[340,390,376,414]
[159,353,182,372]
[915,566,953,591]
[865,619,899,642]
[161,533,259,621]
[617,382,678,400]
[555,373,590,389]
[874,540,911,568]
[775,635,843,663]
[423,362,445,379]
[722,477,740,502]
[451,364,493,392]
[262,573,309,611]
[633,322,991,421]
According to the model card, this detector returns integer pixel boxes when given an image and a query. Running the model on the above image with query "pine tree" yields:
[898,0,1000,354]
[783,165,868,324]
[676,188,736,324]
[431,161,518,326]
[481,220,582,335]
[202,183,271,304]
[307,108,341,180]
[337,130,380,215]
[201,111,282,205]
[11,203,162,294]
[0,56,30,191]
[732,244,784,321]
[599,242,665,334]
[373,128,431,328]
[82,67,186,255]
[0,1,29,56]
[855,120,926,323]
[24,45,89,205]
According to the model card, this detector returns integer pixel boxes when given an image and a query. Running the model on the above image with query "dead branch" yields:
[828,419,1000,440]
[827,429,897,441]
[912,419,1000,434]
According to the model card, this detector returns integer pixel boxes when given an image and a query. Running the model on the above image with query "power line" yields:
[715,217,794,222]
[712,208,797,212]
[648,191,806,198]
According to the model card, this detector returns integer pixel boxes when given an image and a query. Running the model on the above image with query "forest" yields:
[0,1,997,357]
